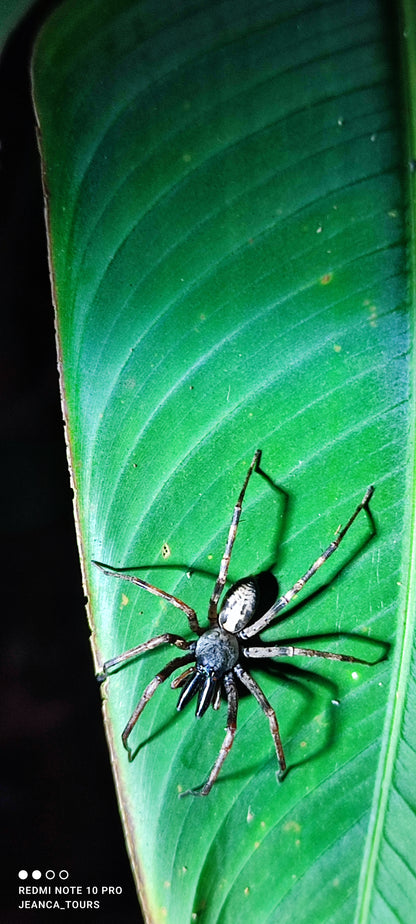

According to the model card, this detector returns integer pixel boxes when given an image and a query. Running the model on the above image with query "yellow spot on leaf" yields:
[283,820,301,834]
[320,272,333,285]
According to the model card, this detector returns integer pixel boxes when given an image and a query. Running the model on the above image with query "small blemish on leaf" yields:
[283,820,301,834]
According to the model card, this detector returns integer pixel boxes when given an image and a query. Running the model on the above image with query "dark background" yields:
[1,2,142,920]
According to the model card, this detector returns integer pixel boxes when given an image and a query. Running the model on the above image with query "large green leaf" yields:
[32,0,415,922]
[0,0,36,50]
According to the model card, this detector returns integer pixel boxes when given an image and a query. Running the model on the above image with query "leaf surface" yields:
[32,1,415,922]
[0,0,35,50]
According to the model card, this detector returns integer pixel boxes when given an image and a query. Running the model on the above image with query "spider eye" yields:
[219,578,258,633]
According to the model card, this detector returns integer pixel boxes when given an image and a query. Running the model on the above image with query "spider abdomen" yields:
[219,577,258,633]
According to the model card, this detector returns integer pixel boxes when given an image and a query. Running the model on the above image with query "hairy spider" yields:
[94,450,375,797]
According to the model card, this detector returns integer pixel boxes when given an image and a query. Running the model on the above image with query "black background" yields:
[1,2,142,920]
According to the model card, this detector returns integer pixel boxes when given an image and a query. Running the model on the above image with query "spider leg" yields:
[208,450,261,624]
[93,560,201,633]
[97,633,194,680]
[180,671,238,796]
[241,485,375,639]
[234,663,286,778]
[121,652,195,760]
[243,644,372,665]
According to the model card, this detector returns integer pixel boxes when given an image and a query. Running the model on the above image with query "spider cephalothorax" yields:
[95,450,375,796]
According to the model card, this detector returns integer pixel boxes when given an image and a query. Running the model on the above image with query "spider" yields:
[94,450,375,797]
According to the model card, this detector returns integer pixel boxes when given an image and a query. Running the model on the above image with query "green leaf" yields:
[0,0,36,50]
[32,0,415,922]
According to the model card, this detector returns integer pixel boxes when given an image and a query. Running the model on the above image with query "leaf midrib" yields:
[354,2,416,920]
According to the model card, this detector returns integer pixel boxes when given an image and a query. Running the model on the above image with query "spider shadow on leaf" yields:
[212,617,387,788]
[242,632,387,776]
[203,661,345,786]
[255,456,378,628]
[254,456,291,574]
[227,470,383,783]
